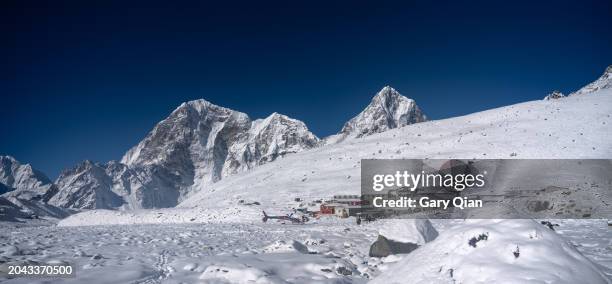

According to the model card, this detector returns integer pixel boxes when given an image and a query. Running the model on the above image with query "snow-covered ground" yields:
[2,218,377,283]
[1,219,610,283]
[1,87,611,283]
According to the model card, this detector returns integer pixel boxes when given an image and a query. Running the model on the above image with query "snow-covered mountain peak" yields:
[169,99,250,125]
[177,98,213,110]
[334,86,427,140]
[259,112,285,123]
[370,86,421,120]
[0,155,55,200]
[183,98,212,107]
[80,159,96,167]
[570,65,612,96]
[177,98,237,116]
[121,98,249,166]
[266,111,283,119]
[88,99,320,209]
[373,85,402,100]
[253,112,310,133]
[238,112,320,167]
[0,155,52,186]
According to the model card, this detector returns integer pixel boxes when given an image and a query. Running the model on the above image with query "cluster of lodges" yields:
[317,195,363,218]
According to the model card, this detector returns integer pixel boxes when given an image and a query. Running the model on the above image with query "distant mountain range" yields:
[2,85,427,211]
[1,65,610,217]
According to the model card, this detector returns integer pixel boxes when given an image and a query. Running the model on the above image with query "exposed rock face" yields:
[121,100,252,191]
[543,90,565,100]
[326,86,426,143]
[0,156,56,201]
[570,65,612,96]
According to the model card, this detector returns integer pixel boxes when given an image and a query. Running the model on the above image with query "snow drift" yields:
[371,219,611,284]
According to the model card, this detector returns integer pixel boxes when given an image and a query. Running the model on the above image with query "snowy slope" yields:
[325,86,426,144]
[180,88,612,210]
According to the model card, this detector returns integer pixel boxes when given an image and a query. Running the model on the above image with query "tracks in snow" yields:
[131,249,171,284]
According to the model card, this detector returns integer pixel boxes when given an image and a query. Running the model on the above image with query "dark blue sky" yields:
[2,0,611,179]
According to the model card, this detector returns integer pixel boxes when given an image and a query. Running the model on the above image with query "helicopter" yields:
[262,211,308,224]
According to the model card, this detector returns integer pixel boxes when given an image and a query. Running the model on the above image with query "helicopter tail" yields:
[262,211,268,223]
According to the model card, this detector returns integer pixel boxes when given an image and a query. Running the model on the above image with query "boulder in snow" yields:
[543,90,565,100]
[369,235,419,257]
